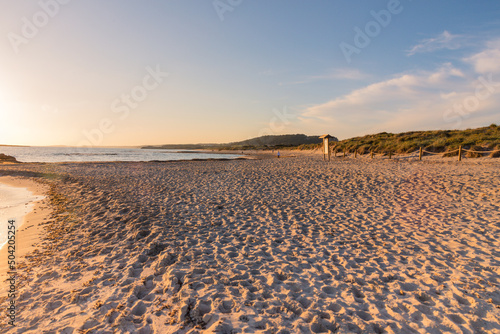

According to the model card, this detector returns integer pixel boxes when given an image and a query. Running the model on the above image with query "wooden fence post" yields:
[354,150,357,158]
[343,150,346,158]
[458,146,462,162]
[419,147,423,161]
[371,151,374,159]
[388,151,392,159]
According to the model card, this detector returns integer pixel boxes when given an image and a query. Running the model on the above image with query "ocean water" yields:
[0,146,243,163]
[0,183,44,249]
[0,147,242,248]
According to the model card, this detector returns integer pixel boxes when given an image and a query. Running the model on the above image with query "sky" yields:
[1,0,500,147]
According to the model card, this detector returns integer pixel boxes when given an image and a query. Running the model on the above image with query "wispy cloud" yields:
[325,68,368,80]
[407,31,466,56]
[298,63,498,139]
[281,68,369,86]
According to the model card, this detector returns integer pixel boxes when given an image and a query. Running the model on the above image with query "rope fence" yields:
[462,149,500,153]
[331,146,500,162]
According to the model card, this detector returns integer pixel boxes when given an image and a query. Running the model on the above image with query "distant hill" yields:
[226,134,329,147]
[142,134,332,150]
[0,144,29,147]
[327,124,500,157]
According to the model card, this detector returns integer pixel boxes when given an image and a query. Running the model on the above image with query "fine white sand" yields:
[0,154,499,333]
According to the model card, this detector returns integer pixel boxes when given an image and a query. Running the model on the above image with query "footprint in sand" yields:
[321,286,336,295]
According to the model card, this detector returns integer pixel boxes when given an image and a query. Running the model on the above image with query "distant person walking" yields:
[277,151,280,158]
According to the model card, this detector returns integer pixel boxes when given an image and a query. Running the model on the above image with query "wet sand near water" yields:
[0,176,50,296]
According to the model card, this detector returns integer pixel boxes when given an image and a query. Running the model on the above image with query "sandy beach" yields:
[0,176,50,296]
[0,153,499,333]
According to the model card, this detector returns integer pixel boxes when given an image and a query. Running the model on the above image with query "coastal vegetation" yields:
[300,124,500,157]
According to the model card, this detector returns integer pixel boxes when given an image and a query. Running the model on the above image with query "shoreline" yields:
[2,147,500,165]
[0,177,50,296]
[0,156,253,165]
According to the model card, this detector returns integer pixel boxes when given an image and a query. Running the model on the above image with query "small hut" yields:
[319,134,333,161]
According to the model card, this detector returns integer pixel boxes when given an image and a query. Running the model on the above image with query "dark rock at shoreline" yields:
[0,154,19,163]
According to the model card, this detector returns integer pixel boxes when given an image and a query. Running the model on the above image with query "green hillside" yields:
[328,124,500,157]
[225,134,328,148]
[143,134,331,150]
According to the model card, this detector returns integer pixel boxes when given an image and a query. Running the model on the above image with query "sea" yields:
[0,146,243,163]
[0,146,243,249]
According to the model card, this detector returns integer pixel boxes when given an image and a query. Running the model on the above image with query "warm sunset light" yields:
[1,3,500,333]
[1,1,499,147]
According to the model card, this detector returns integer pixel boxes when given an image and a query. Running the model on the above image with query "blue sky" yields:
[1,0,500,146]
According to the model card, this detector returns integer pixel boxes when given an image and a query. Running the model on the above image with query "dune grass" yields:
[297,124,500,157]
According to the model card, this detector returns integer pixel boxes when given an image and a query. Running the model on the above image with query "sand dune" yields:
[0,155,499,333]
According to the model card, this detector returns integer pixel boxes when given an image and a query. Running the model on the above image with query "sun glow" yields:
[0,90,18,145]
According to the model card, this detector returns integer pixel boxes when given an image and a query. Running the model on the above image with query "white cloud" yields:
[428,63,465,83]
[299,64,500,139]
[407,31,465,56]
[465,39,500,74]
